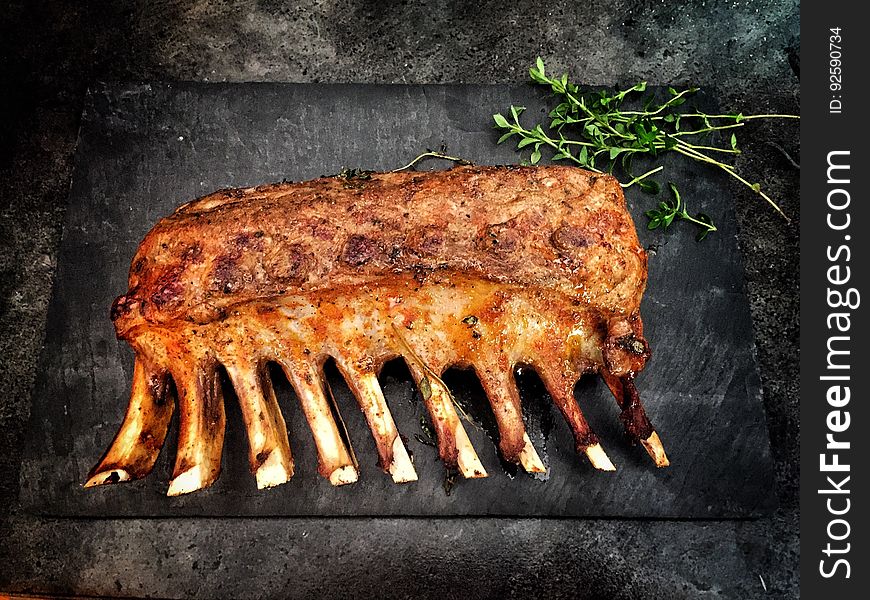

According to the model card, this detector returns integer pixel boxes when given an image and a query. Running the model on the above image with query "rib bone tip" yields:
[453,423,487,479]
[329,465,360,486]
[389,436,418,483]
[459,461,488,479]
[520,433,547,473]
[585,443,616,471]
[255,451,294,490]
[84,468,131,488]
[641,431,670,467]
[519,433,547,474]
[166,465,206,497]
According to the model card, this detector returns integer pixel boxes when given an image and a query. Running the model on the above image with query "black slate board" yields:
[19,83,776,518]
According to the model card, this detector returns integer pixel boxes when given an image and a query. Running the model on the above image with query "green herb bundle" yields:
[493,58,798,239]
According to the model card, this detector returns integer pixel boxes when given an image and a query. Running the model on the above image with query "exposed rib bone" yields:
[85,357,174,487]
[282,362,359,485]
[536,368,615,471]
[336,363,417,483]
[390,322,486,478]
[476,362,546,473]
[405,361,487,479]
[225,361,294,489]
[166,363,226,496]
[585,443,616,472]
[641,431,669,468]
[602,373,669,467]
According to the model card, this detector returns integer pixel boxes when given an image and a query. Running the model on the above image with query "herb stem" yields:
[391,151,470,172]
[682,212,719,232]
[673,145,789,221]
[670,123,746,136]
[557,139,597,147]
[678,113,800,120]
[390,323,481,430]
[673,141,734,169]
[621,165,665,188]
[679,143,741,154]
[719,167,791,222]
[643,88,697,116]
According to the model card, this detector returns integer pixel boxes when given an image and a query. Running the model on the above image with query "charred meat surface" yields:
[89,165,667,496]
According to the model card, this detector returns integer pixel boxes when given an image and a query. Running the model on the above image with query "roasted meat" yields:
[87,164,668,496]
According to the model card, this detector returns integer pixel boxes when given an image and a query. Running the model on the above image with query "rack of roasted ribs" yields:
[86,164,669,496]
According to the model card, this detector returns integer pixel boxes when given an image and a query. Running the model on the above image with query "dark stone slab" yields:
[19,82,776,518]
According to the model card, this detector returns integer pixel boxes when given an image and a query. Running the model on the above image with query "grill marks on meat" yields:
[87,165,668,497]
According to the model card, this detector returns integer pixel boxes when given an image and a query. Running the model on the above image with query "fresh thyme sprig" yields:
[493,57,799,236]
[391,148,471,172]
[647,183,717,241]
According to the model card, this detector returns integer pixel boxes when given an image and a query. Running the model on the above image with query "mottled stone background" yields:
[0,1,799,597]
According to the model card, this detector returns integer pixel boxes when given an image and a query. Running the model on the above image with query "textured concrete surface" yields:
[0,1,799,598]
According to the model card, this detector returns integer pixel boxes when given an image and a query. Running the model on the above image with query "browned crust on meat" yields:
[112,165,647,337]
